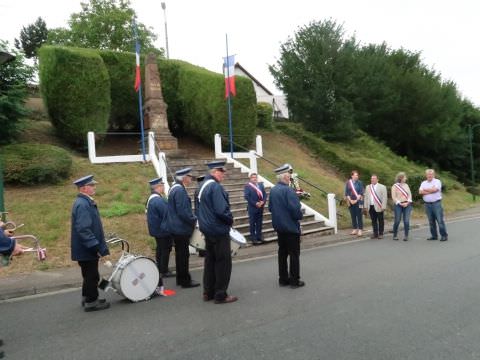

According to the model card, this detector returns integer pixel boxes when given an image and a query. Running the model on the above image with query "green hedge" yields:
[99,50,144,131]
[38,46,110,146]
[0,143,72,184]
[257,102,273,129]
[158,59,257,148]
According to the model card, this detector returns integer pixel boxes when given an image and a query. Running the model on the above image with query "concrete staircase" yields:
[167,158,334,244]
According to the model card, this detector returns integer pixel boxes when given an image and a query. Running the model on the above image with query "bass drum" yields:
[230,228,247,257]
[189,228,206,251]
[111,254,159,302]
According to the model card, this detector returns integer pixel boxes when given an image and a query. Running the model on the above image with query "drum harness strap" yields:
[145,193,161,214]
[197,179,216,203]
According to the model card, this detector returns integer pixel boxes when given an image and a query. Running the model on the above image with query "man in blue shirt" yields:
[198,160,237,304]
[71,175,110,312]
[269,164,304,289]
[244,173,267,245]
[146,177,172,295]
[166,168,200,288]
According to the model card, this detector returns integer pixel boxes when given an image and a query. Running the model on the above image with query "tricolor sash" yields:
[369,184,382,208]
[348,179,360,199]
[247,182,263,200]
[393,183,409,200]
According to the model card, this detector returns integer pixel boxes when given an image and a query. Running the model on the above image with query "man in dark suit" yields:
[71,175,110,312]
[244,173,267,245]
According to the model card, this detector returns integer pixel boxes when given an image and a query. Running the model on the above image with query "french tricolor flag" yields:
[223,55,236,98]
[134,40,141,92]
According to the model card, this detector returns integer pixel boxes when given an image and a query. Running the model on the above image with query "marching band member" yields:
[363,174,388,239]
[198,160,237,304]
[146,177,172,296]
[166,168,200,288]
[71,175,110,312]
[269,164,305,289]
[244,173,267,245]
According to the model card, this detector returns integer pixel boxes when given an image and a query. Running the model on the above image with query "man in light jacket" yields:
[363,174,388,239]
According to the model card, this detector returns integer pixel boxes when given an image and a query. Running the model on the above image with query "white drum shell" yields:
[111,255,159,302]
[230,228,246,257]
[189,228,206,251]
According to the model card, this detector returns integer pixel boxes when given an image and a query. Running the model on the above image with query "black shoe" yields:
[181,280,200,288]
[214,295,238,304]
[203,293,214,301]
[161,271,175,278]
[82,298,107,307]
[84,300,110,312]
[427,237,438,240]
[440,237,448,241]
[403,237,408,241]
[252,239,264,245]
[393,237,399,241]
[279,281,290,287]
[290,280,305,289]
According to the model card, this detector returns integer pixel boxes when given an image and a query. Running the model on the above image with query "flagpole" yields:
[225,34,234,158]
[133,18,146,162]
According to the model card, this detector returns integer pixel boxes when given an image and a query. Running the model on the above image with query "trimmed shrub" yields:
[257,102,273,129]
[158,59,257,148]
[0,143,72,184]
[99,50,144,130]
[38,46,110,147]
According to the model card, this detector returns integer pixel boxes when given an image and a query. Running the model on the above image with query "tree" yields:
[14,17,48,63]
[0,40,34,144]
[47,0,161,54]
[269,19,358,140]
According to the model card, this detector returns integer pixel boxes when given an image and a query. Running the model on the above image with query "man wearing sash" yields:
[419,169,448,241]
[391,172,413,241]
[344,170,365,236]
[363,175,387,239]
[198,160,237,304]
[244,173,267,245]
[166,168,200,288]
[146,178,172,295]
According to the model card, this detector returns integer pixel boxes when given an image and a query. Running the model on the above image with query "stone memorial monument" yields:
[144,53,178,151]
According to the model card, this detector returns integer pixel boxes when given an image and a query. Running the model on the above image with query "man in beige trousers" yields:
[363,174,388,239]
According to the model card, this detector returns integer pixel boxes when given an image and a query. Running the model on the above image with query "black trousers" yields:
[277,232,300,284]
[368,205,384,236]
[248,209,264,241]
[155,235,173,286]
[203,234,232,301]
[173,234,192,286]
[78,259,100,303]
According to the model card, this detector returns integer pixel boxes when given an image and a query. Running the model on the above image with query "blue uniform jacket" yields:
[166,182,196,236]
[146,192,170,238]
[71,194,109,261]
[244,182,267,214]
[198,175,233,237]
[268,181,303,234]
[0,228,15,255]
[344,180,364,200]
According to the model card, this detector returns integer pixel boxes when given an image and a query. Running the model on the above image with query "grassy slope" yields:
[1,120,475,275]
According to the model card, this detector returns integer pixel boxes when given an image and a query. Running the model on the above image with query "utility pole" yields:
[161,2,169,59]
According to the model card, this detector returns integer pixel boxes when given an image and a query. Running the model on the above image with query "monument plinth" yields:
[144,53,178,151]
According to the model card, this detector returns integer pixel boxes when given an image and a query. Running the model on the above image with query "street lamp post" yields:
[161,2,169,59]
[468,123,480,201]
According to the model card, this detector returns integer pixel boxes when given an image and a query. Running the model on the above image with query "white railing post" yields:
[148,131,155,157]
[214,134,223,159]
[327,193,337,234]
[249,150,258,174]
[255,135,263,157]
[159,152,169,193]
[87,132,96,163]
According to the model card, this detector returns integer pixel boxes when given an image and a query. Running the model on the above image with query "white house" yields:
[234,63,289,119]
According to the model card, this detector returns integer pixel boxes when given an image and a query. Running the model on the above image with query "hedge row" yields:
[256,102,273,129]
[38,46,110,147]
[39,46,258,148]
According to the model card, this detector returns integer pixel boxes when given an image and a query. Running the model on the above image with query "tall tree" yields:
[47,0,161,54]
[14,17,48,63]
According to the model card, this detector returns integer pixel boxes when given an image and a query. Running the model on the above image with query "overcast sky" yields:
[1,0,479,105]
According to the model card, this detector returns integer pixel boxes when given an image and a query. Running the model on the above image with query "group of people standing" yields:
[70,160,306,312]
[345,169,448,242]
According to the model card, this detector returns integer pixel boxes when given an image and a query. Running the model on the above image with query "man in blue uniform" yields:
[268,164,305,289]
[244,173,267,245]
[166,168,200,288]
[71,175,110,312]
[146,177,172,295]
[198,160,237,304]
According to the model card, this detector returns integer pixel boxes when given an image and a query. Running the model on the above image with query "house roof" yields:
[235,63,273,96]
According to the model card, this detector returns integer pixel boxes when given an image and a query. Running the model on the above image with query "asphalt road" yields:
[1,214,480,360]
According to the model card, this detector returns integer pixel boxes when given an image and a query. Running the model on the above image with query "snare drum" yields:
[110,254,159,302]
[229,228,247,257]
[189,228,206,251]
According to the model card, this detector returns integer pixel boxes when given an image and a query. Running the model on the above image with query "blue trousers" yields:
[424,201,448,238]
[248,208,264,241]
[393,204,412,238]
[349,203,363,229]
